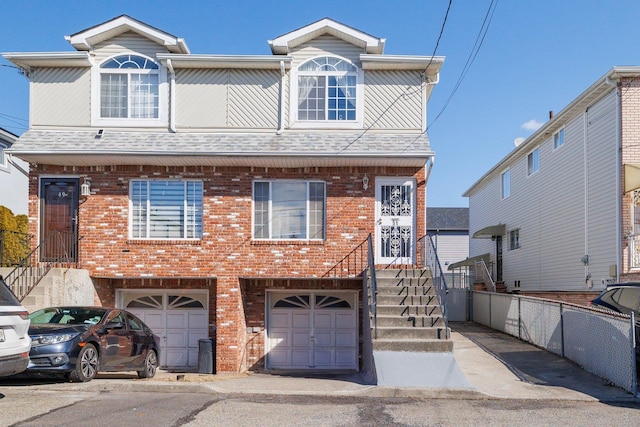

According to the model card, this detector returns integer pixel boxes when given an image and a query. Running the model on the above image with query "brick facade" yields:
[29,164,426,372]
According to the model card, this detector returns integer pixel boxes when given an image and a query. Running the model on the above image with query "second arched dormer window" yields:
[294,56,362,126]
[100,54,159,119]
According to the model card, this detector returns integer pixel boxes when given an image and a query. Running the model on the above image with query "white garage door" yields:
[118,290,209,370]
[267,291,358,370]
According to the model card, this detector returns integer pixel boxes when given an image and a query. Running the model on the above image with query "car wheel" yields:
[69,344,99,382]
[137,349,158,379]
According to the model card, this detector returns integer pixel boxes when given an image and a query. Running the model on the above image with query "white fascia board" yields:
[1,52,92,74]
[157,54,292,69]
[360,55,445,72]
[65,15,190,54]
[269,18,384,55]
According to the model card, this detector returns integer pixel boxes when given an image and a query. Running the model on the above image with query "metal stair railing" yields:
[423,234,449,338]
[323,234,378,337]
[475,259,496,292]
[3,231,81,302]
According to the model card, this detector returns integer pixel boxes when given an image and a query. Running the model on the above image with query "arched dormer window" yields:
[100,54,159,119]
[92,54,167,127]
[292,56,363,128]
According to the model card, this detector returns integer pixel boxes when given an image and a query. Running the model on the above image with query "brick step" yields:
[375,315,445,328]
[373,338,453,353]
[376,304,443,317]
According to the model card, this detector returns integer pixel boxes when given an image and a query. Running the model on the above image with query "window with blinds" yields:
[130,180,203,239]
[253,181,325,240]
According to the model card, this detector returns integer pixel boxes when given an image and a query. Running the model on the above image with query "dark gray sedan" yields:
[27,306,160,382]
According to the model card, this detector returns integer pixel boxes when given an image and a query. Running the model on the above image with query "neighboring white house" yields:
[463,67,640,305]
[0,127,28,215]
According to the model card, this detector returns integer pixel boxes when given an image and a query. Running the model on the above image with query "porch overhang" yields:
[448,253,491,270]
[624,163,640,193]
[472,224,505,239]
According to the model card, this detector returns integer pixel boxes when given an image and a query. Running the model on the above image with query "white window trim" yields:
[128,179,203,241]
[509,228,520,250]
[553,127,565,150]
[501,169,510,200]
[0,142,8,172]
[289,55,364,129]
[252,179,326,241]
[91,53,168,128]
[527,148,540,176]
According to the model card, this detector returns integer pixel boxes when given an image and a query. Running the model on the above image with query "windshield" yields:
[30,307,107,325]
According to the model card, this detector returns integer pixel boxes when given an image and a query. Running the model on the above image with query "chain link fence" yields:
[470,291,637,394]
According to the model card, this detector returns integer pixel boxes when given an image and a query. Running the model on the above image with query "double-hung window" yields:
[509,228,520,250]
[130,180,203,240]
[101,55,159,119]
[554,128,565,149]
[94,54,166,126]
[501,169,510,199]
[527,148,539,176]
[293,56,362,127]
[253,181,325,240]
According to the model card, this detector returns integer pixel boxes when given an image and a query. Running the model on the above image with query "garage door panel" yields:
[335,312,355,328]
[188,331,208,348]
[188,312,207,328]
[291,350,311,367]
[166,313,187,328]
[291,330,310,346]
[270,312,291,328]
[314,312,333,328]
[165,330,187,348]
[269,330,290,347]
[314,331,333,346]
[336,331,356,346]
[292,312,311,328]
[166,349,187,367]
[269,348,290,367]
[142,312,165,330]
[335,349,357,367]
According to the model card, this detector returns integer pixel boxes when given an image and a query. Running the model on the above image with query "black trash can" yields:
[198,338,215,374]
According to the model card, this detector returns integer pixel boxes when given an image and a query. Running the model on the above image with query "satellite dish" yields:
[514,137,525,147]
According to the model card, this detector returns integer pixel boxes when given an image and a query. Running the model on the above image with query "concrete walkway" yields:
[2,322,637,402]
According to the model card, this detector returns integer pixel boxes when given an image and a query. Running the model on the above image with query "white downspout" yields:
[276,60,285,135]
[167,59,177,133]
[583,109,590,286]
[425,156,435,238]
[607,78,622,281]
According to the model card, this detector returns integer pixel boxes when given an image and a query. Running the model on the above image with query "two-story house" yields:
[3,16,445,374]
[463,67,640,305]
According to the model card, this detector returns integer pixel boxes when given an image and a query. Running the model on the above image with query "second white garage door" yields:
[266,291,358,370]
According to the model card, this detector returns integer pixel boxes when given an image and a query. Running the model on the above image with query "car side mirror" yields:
[106,321,125,330]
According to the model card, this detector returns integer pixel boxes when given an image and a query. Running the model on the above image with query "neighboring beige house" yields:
[0,127,28,215]
[464,67,640,305]
[3,16,448,375]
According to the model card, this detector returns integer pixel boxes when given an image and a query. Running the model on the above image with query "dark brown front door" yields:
[40,178,79,262]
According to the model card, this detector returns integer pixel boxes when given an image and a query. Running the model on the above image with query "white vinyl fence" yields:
[470,291,638,394]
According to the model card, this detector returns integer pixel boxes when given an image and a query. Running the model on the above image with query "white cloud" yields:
[521,119,544,131]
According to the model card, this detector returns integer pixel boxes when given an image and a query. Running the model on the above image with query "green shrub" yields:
[0,206,31,267]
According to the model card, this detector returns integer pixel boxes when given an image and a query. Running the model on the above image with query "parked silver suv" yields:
[0,278,31,377]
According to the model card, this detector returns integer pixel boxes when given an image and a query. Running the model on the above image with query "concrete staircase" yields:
[372,268,452,353]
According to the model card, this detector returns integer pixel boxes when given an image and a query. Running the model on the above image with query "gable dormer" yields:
[64,16,190,128]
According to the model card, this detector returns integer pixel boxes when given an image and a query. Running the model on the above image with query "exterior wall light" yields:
[362,174,369,191]
[81,179,91,197]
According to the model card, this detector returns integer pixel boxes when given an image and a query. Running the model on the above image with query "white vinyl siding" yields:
[468,90,618,292]
[364,71,424,130]
[31,68,91,127]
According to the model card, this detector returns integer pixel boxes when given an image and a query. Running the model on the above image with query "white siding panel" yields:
[31,68,90,127]
[433,234,469,267]
[585,91,618,286]
[175,69,228,128]
[468,89,618,292]
[364,71,422,130]
[291,35,364,68]
[229,70,280,128]
[93,32,170,63]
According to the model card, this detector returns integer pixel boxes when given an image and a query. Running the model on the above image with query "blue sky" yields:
[1,0,638,208]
